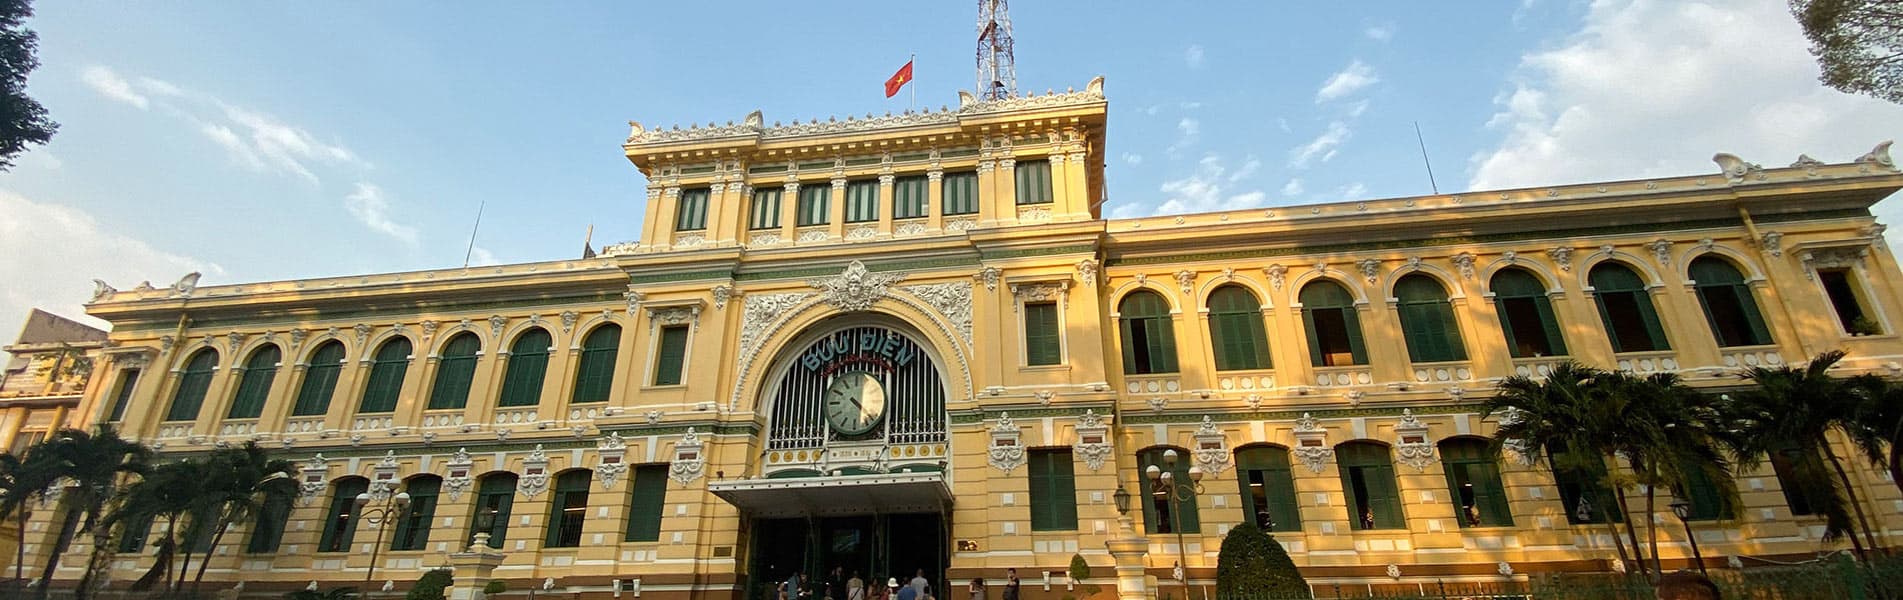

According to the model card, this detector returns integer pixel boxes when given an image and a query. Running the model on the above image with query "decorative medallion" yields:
[489,315,508,338]
[987,412,1027,473]
[1392,409,1436,471]
[1174,270,1196,294]
[354,324,373,344]
[669,428,706,485]
[738,292,811,360]
[1548,247,1574,272]
[596,432,629,488]
[1357,259,1381,284]
[1192,415,1231,475]
[518,445,551,498]
[810,260,904,312]
[1074,409,1113,471]
[1498,407,1537,466]
[711,284,736,310]
[1265,264,1287,289]
[1648,239,1673,265]
[442,447,473,501]
[559,311,579,334]
[976,266,1001,291]
[1076,258,1099,287]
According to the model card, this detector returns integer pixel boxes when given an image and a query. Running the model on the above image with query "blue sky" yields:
[4,0,1903,343]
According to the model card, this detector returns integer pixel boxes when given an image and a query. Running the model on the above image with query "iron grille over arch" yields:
[764,324,949,451]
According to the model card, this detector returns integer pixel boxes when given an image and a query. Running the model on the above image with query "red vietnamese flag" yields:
[884,60,914,98]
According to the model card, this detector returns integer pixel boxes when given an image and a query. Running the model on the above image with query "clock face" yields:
[824,371,886,435]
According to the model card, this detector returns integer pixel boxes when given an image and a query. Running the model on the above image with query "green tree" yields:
[407,569,454,600]
[113,458,206,592]
[185,442,296,589]
[0,451,51,594]
[1791,0,1903,104]
[1723,350,1883,556]
[1215,522,1308,599]
[1845,373,1903,498]
[22,426,149,600]
[1597,371,1735,579]
[0,0,55,170]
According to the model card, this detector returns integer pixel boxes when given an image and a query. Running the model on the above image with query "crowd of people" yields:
[778,567,1024,600]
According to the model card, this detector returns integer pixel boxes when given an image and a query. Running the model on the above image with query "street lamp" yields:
[1112,484,1132,517]
[1668,499,1707,576]
[353,490,413,584]
[1144,449,1203,599]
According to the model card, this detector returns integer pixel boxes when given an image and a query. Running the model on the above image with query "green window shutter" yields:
[1734,285,1773,345]
[846,180,880,223]
[943,172,978,215]
[654,325,690,386]
[894,176,929,219]
[358,339,413,413]
[118,513,154,553]
[498,329,552,407]
[1342,308,1369,365]
[1632,291,1670,351]
[1137,450,1199,534]
[1494,297,1525,358]
[1015,159,1053,204]
[1474,462,1513,526]
[1399,303,1432,362]
[1592,292,1626,353]
[107,368,141,422]
[674,188,709,231]
[1438,303,1468,361]
[1370,462,1404,528]
[1302,309,1325,366]
[1148,317,1180,373]
[469,475,517,545]
[798,185,830,226]
[428,334,481,410]
[226,346,280,419]
[1024,302,1062,366]
[391,477,440,551]
[625,465,668,541]
[1118,317,1141,374]
[1534,296,1569,356]
[1028,450,1078,531]
[246,494,293,553]
[546,471,592,547]
[751,188,783,230]
[1236,447,1301,532]
[166,350,219,421]
[572,325,622,403]
[294,342,346,416]
[319,478,369,552]
[1209,286,1270,371]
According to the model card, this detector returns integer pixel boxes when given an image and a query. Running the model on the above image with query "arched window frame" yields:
[1234,444,1300,532]
[1687,255,1773,347]
[545,469,593,548]
[1586,261,1671,353]
[390,475,442,551]
[292,341,348,417]
[357,337,414,413]
[468,472,518,545]
[165,349,220,422]
[571,324,623,404]
[1206,285,1272,371]
[226,344,281,419]
[497,328,554,407]
[1135,446,1200,535]
[1487,268,1569,358]
[318,476,370,553]
[1117,290,1179,375]
[1438,437,1512,527]
[427,332,483,410]
[1298,279,1368,367]
[1391,274,1468,363]
[1336,441,1404,530]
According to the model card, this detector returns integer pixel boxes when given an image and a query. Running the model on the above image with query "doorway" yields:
[749,514,946,600]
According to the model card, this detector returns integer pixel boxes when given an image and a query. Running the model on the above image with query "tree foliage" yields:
[406,569,455,600]
[1791,0,1903,104]
[1215,522,1308,600]
[0,0,55,170]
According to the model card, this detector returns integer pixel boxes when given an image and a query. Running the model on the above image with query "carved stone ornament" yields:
[298,454,330,506]
[1498,408,1537,466]
[1192,415,1231,475]
[1074,409,1113,471]
[1289,413,1333,473]
[1451,253,1476,280]
[1759,232,1785,258]
[1357,259,1381,284]
[489,315,508,338]
[738,292,812,361]
[224,331,247,354]
[1648,239,1674,265]
[88,279,117,303]
[1799,246,1869,279]
[1548,247,1575,272]
[596,432,629,488]
[420,320,439,342]
[1265,264,1288,289]
[811,260,904,312]
[711,284,736,310]
[669,428,706,485]
[646,305,701,334]
[976,266,1001,291]
[901,282,974,345]
[1791,154,1825,168]
[1712,152,1764,183]
[1010,281,1069,310]
[1392,410,1436,471]
[1857,140,1896,171]
[1386,564,1402,580]
[987,412,1027,473]
[518,445,551,498]
[1497,561,1514,577]
[369,450,401,500]
[170,271,201,298]
[559,311,579,334]
[354,323,373,344]
[1076,258,1099,287]
[442,447,474,501]
[624,291,645,315]
[289,328,309,348]
[1174,270,1196,294]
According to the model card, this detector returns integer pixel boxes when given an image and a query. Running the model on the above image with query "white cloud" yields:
[1185,45,1206,69]
[79,65,148,110]
[1167,118,1202,157]
[467,246,499,267]
[1228,155,1261,182]
[1275,118,1291,133]
[1179,101,1204,110]
[1144,105,1161,116]
[1466,0,1903,244]
[1178,118,1201,137]
[344,183,420,246]
[1338,182,1369,199]
[1289,121,1352,168]
[1123,153,1144,166]
[1316,60,1379,103]
[1365,24,1395,42]
[1282,178,1305,196]
[218,106,364,183]
[0,189,221,352]
[1150,155,1272,215]
[1345,99,1371,118]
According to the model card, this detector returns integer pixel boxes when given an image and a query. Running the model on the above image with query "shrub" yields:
[1215,523,1309,599]
[484,580,509,595]
[1068,553,1101,598]
[407,569,455,600]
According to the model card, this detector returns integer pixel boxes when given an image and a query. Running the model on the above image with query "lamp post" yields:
[1669,499,1707,576]
[1113,484,1132,519]
[1144,449,1203,599]
[354,490,413,584]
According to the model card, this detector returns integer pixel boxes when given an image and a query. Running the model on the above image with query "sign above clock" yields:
[799,328,921,377]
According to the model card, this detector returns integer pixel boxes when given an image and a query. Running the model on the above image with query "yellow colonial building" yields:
[26,77,1903,598]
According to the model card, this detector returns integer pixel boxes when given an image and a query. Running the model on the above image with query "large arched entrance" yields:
[710,316,954,600]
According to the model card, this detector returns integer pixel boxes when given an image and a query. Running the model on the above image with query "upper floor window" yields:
[1491,268,1568,358]
[1337,442,1404,530]
[106,368,141,422]
[1015,159,1053,204]
[654,325,690,386]
[165,349,219,422]
[1118,291,1178,374]
[318,477,369,552]
[545,470,592,548]
[797,184,831,226]
[674,188,709,231]
[1208,285,1271,371]
[1023,301,1062,366]
[1689,256,1772,347]
[226,344,281,419]
[497,328,552,407]
[1439,438,1512,527]
[1817,268,1881,335]
[357,337,412,413]
[1394,274,1467,363]
[942,171,979,215]
[292,341,346,417]
[1235,445,1300,533]
[1300,280,1367,367]
[572,324,622,404]
[428,332,481,410]
[749,187,783,230]
[893,175,929,219]
[1589,262,1669,352]
[845,179,880,223]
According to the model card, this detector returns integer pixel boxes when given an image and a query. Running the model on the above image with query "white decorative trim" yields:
[442,448,473,501]
[1074,410,1112,471]
[1451,253,1477,280]
[596,433,629,488]
[976,266,1001,291]
[368,450,401,500]
[901,282,974,345]
[738,293,812,362]
[518,445,551,498]
[711,285,736,310]
[988,412,1027,473]
[1077,258,1099,287]
[1174,270,1196,295]
[846,225,878,241]
[1192,416,1230,475]
[946,218,978,232]
[1498,408,1537,466]
[1009,280,1069,310]
[1392,410,1436,471]
[670,428,706,485]
[1289,413,1333,473]
[811,260,903,312]
[749,232,783,246]
[298,454,329,506]
[1357,259,1381,284]
[1264,264,1288,289]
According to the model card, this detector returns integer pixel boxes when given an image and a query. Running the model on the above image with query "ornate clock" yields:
[824,371,887,435]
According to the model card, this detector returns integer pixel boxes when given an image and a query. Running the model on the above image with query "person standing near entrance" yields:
[909,569,930,599]
[967,578,985,600]
[896,577,919,600]
[1002,570,1019,600]
[848,571,866,600]
[783,568,806,600]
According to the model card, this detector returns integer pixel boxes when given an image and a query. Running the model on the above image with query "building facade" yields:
[27,78,1903,597]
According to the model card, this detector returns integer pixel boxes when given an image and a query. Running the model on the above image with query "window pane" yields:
[942,172,978,215]
[1819,269,1873,333]
[107,368,141,422]
[572,325,622,403]
[470,474,517,545]
[1137,449,1199,534]
[751,188,784,230]
[846,179,880,223]
[247,494,293,553]
[1024,302,1062,366]
[428,333,481,410]
[675,188,709,231]
[1015,159,1053,204]
[894,175,929,219]
[319,478,369,552]
[546,471,592,547]
[1235,447,1300,532]
[227,345,280,419]
[391,477,440,551]
[498,329,552,407]
[1028,449,1078,531]
[295,342,347,416]
[798,184,831,226]
[359,338,413,413]
[625,465,669,542]
[655,325,690,386]
[166,350,219,421]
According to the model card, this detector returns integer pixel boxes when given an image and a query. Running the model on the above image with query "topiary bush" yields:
[1216,523,1309,599]
[407,569,455,600]
[483,580,509,595]
[1068,553,1101,599]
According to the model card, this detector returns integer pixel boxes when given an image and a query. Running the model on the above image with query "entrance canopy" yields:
[709,471,953,518]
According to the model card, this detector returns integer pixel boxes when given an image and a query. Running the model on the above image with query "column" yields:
[876,173,895,237]
[447,537,507,600]
[976,155,1000,227]
[639,186,665,252]
[1046,152,1070,224]
[828,178,847,240]
[1105,517,1151,600]
[779,181,801,245]
[1064,149,1090,220]
[0,406,26,451]
[926,169,945,231]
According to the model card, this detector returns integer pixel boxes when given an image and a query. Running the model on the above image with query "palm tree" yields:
[189,442,296,589]
[0,452,52,594]
[23,426,149,600]
[114,458,204,593]
[1484,362,1645,577]
[1598,371,1736,578]
[1723,350,1881,557]
[1845,373,1903,498]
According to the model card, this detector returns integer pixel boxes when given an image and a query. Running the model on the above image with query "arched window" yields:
[546,470,593,547]
[1589,263,1669,352]
[1672,459,1733,521]
[165,349,219,422]
[1549,441,1622,524]
[572,325,622,404]
[428,333,482,410]
[1300,280,1367,367]
[1490,269,1568,358]
[1208,286,1271,371]
[358,338,413,413]
[1689,257,1773,347]
[1768,446,1826,516]
[1394,274,1467,363]
[1439,438,1512,527]
[1136,447,1199,534]
[468,473,517,545]
[498,328,552,407]
[391,475,441,551]
[292,341,347,417]
[226,345,281,419]
[1235,445,1300,532]
[247,485,294,553]
[1336,442,1403,530]
[1118,291,1178,374]
[319,477,369,553]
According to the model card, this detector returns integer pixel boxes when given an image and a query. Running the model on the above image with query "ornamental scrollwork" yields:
[518,445,551,498]
[442,447,473,501]
[1192,415,1230,475]
[669,428,706,485]
[1451,253,1476,280]
[1074,409,1113,471]
[1076,259,1099,287]
[988,412,1027,473]
[1264,264,1288,289]
[901,282,974,345]
[298,454,329,506]
[597,432,630,488]
[810,260,903,312]
[1392,409,1436,472]
[711,284,736,310]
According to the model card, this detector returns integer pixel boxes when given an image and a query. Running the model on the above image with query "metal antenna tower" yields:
[977,0,1016,101]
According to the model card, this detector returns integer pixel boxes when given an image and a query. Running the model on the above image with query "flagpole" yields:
[908,53,916,111]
